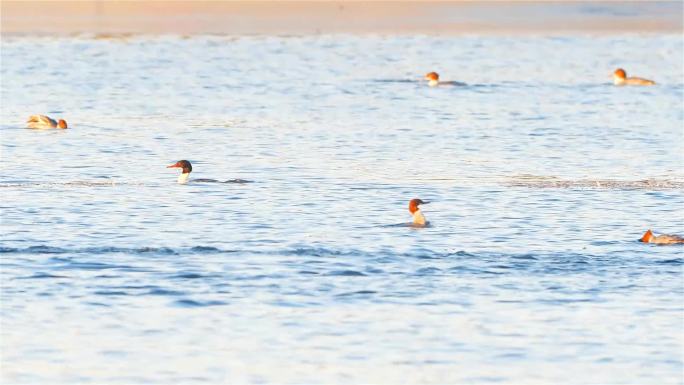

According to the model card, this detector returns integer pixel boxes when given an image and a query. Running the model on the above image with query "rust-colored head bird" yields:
[167,160,193,184]
[26,115,68,129]
[639,229,684,244]
[408,198,429,226]
[425,72,439,86]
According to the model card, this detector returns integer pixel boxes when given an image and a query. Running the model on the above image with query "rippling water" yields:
[1,34,683,384]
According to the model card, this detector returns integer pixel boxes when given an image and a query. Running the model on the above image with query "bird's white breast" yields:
[412,209,427,225]
[178,173,190,184]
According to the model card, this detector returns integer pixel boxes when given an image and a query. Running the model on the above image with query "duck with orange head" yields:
[613,68,655,86]
[408,198,430,227]
[639,229,684,245]
[424,72,466,87]
[27,115,68,129]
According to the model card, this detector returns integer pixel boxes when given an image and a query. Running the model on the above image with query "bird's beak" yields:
[167,163,180,168]
[422,201,430,205]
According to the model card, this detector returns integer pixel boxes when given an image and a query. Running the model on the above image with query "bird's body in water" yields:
[424,72,466,87]
[166,160,250,184]
[613,68,655,86]
[27,115,68,129]
[639,229,684,244]
[409,198,429,227]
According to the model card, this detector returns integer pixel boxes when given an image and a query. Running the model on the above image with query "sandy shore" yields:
[2,1,682,36]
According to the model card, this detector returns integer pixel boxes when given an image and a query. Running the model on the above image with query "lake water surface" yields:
[1,34,683,384]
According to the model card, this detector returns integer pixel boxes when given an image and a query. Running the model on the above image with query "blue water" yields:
[1,34,683,384]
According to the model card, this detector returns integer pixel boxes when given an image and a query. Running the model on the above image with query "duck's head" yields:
[425,72,439,86]
[167,159,192,174]
[425,72,439,81]
[613,68,627,84]
[58,119,68,129]
[408,198,428,214]
[639,229,653,243]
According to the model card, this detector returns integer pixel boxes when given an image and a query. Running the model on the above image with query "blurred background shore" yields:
[2,1,682,36]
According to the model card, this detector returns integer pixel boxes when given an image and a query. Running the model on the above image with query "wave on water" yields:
[0,245,234,255]
[0,181,144,188]
[4,245,680,290]
[0,179,252,187]
[369,78,418,83]
[383,222,432,228]
[1,244,680,263]
[192,178,253,184]
[4,175,680,190]
[0,244,475,258]
[507,175,684,190]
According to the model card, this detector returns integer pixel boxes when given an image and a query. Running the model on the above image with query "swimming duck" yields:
[639,229,684,244]
[409,198,429,226]
[613,68,655,86]
[27,115,68,129]
[424,72,465,87]
[167,160,250,184]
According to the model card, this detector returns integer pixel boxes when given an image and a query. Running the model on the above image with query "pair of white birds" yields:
[166,160,430,226]
[166,161,683,240]
[166,160,684,238]
[167,160,684,239]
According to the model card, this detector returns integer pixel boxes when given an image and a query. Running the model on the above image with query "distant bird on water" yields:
[167,160,250,184]
[424,72,466,87]
[639,229,684,245]
[409,198,430,227]
[613,68,655,86]
[27,115,68,129]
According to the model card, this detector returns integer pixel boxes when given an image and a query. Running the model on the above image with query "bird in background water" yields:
[613,68,655,86]
[27,115,68,129]
[639,229,684,244]
[167,160,250,184]
[409,198,429,227]
[424,72,466,87]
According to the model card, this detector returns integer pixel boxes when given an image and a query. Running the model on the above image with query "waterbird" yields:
[639,229,684,245]
[424,72,466,87]
[613,68,655,86]
[167,160,250,184]
[409,198,429,226]
[26,115,68,129]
